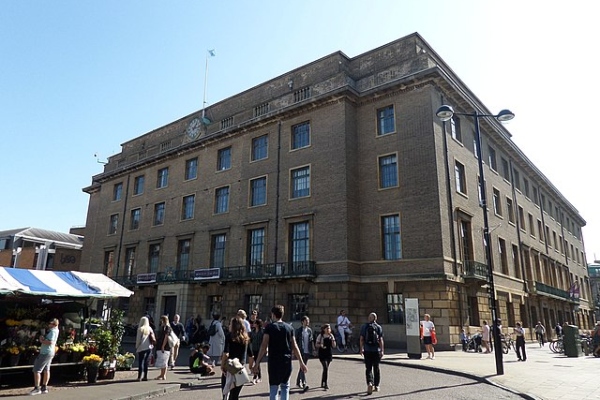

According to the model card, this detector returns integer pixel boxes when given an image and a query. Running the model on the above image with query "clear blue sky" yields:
[2,1,599,261]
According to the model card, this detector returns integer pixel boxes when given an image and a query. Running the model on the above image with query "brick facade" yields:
[81,33,591,349]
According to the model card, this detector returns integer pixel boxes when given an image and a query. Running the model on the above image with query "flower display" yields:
[82,354,103,367]
[7,345,21,355]
[71,343,86,353]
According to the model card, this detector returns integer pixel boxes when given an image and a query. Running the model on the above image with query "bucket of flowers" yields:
[116,352,136,370]
[7,345,22,366]
[83,354,103,383]
[70,343,86,362]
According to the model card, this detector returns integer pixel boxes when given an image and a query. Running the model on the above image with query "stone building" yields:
[80,33,591,348]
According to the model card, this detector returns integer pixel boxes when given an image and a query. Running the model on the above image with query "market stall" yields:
[0,267,133,378]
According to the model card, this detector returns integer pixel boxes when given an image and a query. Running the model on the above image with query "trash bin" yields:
[563,324,582,357]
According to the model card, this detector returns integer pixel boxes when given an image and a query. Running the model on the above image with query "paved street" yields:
[161,359,523,400]
[1,342,598,399]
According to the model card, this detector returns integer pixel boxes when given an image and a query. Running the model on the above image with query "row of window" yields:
[454,160,583,265]
[106,214,403,284]
[448,116,581,239]
[114,102,400,203]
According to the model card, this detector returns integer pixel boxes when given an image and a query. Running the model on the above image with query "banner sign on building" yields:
[194,268,220,280]
[137,273,157,284]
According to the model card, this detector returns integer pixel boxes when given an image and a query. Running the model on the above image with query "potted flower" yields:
[116,352,136,370]
[7,345,21,366]
[58,343,72,363]
[82,354,103,383]
[71,343,86,362]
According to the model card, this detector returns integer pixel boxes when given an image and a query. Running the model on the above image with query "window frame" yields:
[290,166,310,199]
[153,202,166,226]
[376,104,396,136]
[130,208,141,230]
[181,194,195,220]
[133,175,145,196]
[156,167,169,189]
[381,214,402,260]
[455,161,467,194]
[379,153,398,189]
[214,186,230,214]
[185,157,198,181]
[250,176,267,207]
[251,135,268,161]
[291,121,310,150]
[217,147,232,171]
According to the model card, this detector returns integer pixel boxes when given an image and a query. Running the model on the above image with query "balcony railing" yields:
[113,261,317,287]
[533,281,579,303]
[462,260,489,281]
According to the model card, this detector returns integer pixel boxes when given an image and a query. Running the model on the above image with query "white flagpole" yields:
[202,49,215,120]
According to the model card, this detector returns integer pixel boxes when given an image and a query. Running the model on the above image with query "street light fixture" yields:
[436,104,515,376]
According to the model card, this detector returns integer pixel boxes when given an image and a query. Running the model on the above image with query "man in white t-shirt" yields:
[337,310,352,347]
[420,314,436,359]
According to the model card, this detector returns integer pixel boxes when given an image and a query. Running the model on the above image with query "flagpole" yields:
[202,49,214,120]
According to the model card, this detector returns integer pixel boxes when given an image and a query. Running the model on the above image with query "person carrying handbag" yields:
[154,315,173,380]
[221,317,250,400]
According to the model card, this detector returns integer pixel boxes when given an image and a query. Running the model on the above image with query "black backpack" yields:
[207,321,217,337]
[366,323,380,345]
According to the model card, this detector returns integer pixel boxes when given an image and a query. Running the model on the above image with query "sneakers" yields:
[367,383,373,395]
[431,356,435,360]
[29,388,42,396]
[303,385,309,393]
[41,386,48,394]
[374,386,380,392]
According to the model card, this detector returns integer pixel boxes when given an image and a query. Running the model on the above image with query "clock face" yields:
[186,118,201,139]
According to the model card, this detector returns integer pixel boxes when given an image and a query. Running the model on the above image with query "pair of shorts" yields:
[423,336,433,345]
[33,353,54,373]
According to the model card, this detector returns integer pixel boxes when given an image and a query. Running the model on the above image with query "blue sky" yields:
[2,1,600,261]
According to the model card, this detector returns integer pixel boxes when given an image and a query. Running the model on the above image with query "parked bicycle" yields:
[501,333,516,354]
[549,338,564,354]
[334,327,360,353]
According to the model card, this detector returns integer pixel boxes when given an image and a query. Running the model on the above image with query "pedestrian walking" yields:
[169,314,185,369]
[29,318,59,395]
[534,321,546,346]
[359,312,384,395]
[420,314,436,359]
[221,317,250,400]
[135,316,155,381]
[249,319,264,384]
[207,313,225,365]
[315,323,336,390]
[514,322,527,361]
[237,309,252,334]
[154,315,172,380]
[252,304,308,400]
[294,315,313,392]
[555,322,563,339]
[336,310,352,348]
[481,320,491,353]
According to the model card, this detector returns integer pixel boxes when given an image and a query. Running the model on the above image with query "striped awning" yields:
[0,267,133,298]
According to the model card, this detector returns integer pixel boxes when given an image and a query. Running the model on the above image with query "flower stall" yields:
[0,267,133,382]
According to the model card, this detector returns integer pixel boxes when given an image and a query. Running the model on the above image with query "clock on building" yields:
[186,118,202,139]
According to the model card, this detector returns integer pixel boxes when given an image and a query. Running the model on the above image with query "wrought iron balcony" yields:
[113,261,316,286]
[462,260,489,281]
[533,281,579,303]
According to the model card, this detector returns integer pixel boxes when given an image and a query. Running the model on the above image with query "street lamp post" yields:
[436,104,515,376]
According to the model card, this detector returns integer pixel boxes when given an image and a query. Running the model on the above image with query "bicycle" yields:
[501,333,515,354]
[334,328,360,353]
[549,338,564,354]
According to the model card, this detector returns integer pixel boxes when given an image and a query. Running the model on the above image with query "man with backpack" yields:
[359,312,384,395]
